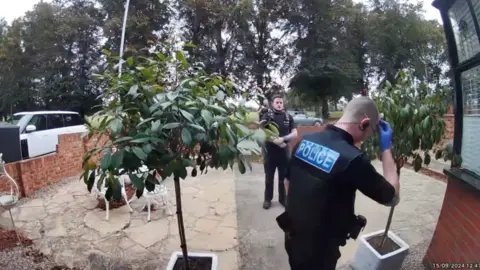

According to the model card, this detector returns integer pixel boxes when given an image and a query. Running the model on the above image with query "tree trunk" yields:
[380,168,400,248]
[174,176,190,269]
[321,99,329,119]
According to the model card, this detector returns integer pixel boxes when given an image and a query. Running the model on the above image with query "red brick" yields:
[424,176,480,267]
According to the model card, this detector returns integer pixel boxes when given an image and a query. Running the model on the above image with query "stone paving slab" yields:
[0,169,240,270]
[235,161,447,270]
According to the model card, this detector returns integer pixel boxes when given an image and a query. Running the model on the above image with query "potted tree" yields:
[353,71,449,270]
[81,45,275,270]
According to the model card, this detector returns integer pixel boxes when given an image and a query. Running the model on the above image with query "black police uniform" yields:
[261,110,296,206]
[280,125,395,270]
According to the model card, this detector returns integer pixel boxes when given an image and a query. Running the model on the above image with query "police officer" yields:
[278,96,400,269]
[260,94,298,209]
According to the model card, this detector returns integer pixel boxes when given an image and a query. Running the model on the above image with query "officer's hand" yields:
[273,137,285,145]
[378,120,393,151]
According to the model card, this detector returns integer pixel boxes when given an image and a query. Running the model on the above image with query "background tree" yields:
[284,0,363,118]
[98,0,172,56]
[235,0,288,99]
[179,0,245,76]
[366,0,447,89]
[361,70,448,249]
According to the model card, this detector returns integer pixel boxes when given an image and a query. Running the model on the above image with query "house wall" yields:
[423,176,480,268]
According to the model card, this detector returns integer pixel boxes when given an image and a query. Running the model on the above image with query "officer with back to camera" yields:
[259,94,298,210]
[276,96,400,270]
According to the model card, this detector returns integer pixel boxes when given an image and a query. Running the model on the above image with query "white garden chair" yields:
[91,170,134,221]
[126,166,173,222]
[0,153,23,247]
[0,154,19,210]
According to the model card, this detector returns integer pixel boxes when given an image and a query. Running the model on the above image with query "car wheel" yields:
[314,121,322,126]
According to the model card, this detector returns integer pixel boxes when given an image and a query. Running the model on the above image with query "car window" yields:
[28,115,48,131]
[63,114,84,127]
[47,114,64,129]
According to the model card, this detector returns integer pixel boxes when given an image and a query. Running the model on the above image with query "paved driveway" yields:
[235,161,447,270]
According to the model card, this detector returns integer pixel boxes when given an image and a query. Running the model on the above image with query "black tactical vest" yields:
[285,126,362,258]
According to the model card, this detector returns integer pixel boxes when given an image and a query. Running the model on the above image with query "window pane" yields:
[64,114,83,126]
[461,65,480,115]
[449,0,480,62]
[460,67,480,176]
[28,115,47,131]
[47,114,64,129]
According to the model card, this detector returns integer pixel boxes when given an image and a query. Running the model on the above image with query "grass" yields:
[329,111,343,119]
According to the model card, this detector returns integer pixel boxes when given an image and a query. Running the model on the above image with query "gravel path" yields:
[0,246,57,270]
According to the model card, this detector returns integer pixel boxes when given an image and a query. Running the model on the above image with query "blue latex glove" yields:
[378,120,393,151]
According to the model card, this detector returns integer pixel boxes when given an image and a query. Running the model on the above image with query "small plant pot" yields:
[166,251,218,270]
[351,230,409,270]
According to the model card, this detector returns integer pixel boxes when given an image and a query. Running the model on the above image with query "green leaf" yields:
[180,109,195,122]
[142,144,153,155]
[198,97,208,105]
[194,133,206,141]
[127,57,134,67]
[208,104,227,114]
[132,147,148,160]
[137,117,155,128]
[87,170,95,192]
[105,185,113,201]
[111,177,122,200]
[182,158,196,167]
[176,50,188,67]
[100,152,112,170]
[167,91,178,101]
[162,123,181,129]
[129,173,145,195]
[110,150,124,169]
[201,109,213,125]
[127,84,139,98]
[113,137,133,144]
[110,118,123,135]
[191,168,198,177]
[181,128,192,145]
[424,153,431,166]
[235,123,251,136]
[151,120,161,132]
[175,165,188,180]
[187,123,206,132]
[130,137,151,143]
[215,91,225,101]
[238,159,246,174]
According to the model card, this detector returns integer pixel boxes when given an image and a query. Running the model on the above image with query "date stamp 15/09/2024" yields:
[432,263,480,269]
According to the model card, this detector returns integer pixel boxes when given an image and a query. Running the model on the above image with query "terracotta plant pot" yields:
[96,185,136,210]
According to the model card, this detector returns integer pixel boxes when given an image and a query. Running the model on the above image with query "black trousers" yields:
[263,146,289,202]
[284,233,341,270]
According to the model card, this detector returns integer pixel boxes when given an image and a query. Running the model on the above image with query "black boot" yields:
[263,201,272,209]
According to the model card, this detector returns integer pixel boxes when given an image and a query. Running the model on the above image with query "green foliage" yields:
[434,140,463,168]
[361,71,448,172]
[82,46,275,199]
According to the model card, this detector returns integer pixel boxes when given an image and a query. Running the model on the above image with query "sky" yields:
[1,0,442,24]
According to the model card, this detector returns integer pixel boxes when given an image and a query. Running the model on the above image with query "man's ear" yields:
[359,118,370,131]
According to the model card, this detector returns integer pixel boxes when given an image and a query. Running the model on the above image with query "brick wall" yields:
[443,114,454,141]
[0,133,92,197]
[423,176,480,268]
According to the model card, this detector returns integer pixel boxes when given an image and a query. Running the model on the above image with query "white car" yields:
[10,111,87,159]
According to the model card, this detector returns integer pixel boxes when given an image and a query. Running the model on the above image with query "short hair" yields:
[342,97,380,124]
[270,94,284,102]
